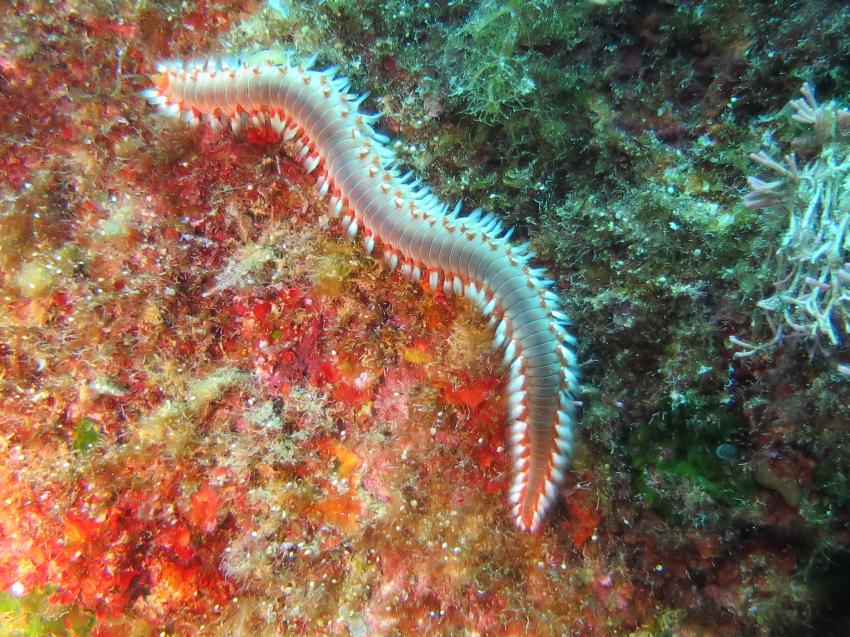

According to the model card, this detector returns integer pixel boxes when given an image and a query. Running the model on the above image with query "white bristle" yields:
[550,466,565,485]
[509,355,524,377]
[506,374,525,394]
[509,420,527,436]
[304,155,320,173]
[508,390,526,409]
[551,451,569,469]
[556,438,572,454]
[483,297,496,317]
[493,320,507,349]
[503,339,517,364]
[509,402,525,420]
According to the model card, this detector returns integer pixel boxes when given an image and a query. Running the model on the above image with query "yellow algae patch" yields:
[753,460,802,508]
[206,242,276,295]
[245,50,290,67]
[14,261,54,298]
[135,400,191,449]
[141,300,162,326]
[312,239,358,297]
[134,368,248,450]
[185,367,248,410]
[402,340,433,364]
[97,204,133,240]
[445,309,492,367]
[0,211,31,268]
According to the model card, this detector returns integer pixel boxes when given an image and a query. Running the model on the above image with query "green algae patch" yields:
[0,589,95,637]
[73,418,100,454]
[628,400,758,523]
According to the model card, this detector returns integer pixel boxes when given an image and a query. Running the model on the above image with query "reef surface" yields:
[1,1,849,636]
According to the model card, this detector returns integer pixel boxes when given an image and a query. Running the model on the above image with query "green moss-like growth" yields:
[73,418,101,454]
[627,396,756,525]
[0,589,95,636]
[442,0,590,124]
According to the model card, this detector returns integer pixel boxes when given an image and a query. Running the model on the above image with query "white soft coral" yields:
[733,83,850,368]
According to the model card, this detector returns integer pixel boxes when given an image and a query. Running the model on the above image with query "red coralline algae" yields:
[561,485,601,550]
[1,2,846,637]
[187,484,223,534]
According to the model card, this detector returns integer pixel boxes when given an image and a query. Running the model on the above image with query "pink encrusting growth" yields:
[143,50,580,532]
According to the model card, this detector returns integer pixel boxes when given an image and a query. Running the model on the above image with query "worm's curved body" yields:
[144,51,579,532]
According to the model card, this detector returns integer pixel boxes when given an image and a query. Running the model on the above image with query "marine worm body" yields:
[143,50,580,532]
